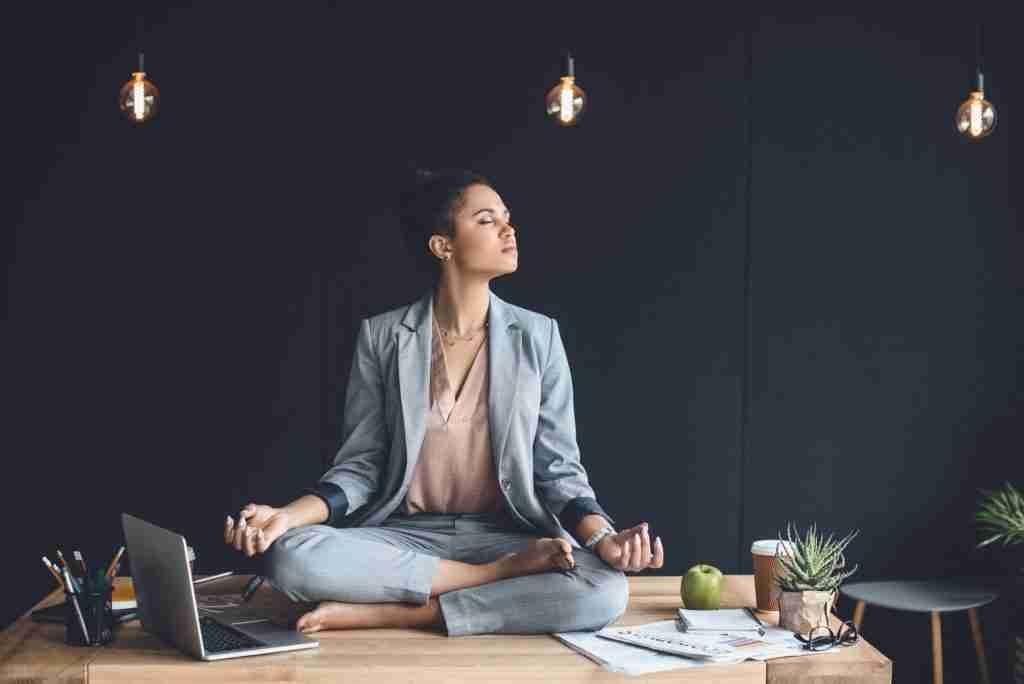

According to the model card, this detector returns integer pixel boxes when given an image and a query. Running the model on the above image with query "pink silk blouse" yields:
[401,316,507,515]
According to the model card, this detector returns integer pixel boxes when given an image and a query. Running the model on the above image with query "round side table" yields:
[840,579,998,684]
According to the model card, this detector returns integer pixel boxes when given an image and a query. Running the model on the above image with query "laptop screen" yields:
[121,513,206,658]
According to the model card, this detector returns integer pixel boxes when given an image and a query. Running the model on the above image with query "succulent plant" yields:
[975,482,1024,552]
[774,521,860,593]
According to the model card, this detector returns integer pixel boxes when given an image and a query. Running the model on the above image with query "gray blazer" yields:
[307,288,615,549]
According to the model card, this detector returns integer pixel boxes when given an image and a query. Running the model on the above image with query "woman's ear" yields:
[429,235,451,260]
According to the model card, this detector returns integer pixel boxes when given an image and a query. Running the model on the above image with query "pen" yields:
[41,556,63,587]
[241,574,265,602]
[61,565,92,646]
[745,607,767,636]
[105,546,125,580]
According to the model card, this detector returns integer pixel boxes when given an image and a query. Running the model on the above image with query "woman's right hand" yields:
[224,503,292,558]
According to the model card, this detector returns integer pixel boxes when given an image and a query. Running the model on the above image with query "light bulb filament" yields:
[133,72,146,120]
[969,94,983,137]
[559,77,574,123]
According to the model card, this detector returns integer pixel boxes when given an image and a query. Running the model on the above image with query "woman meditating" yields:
[223,168,665,636]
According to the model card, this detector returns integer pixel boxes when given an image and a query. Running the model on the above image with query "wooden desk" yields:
[1,574,891,683]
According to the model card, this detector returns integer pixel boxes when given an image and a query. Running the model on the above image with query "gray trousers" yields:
[263,507,630,637]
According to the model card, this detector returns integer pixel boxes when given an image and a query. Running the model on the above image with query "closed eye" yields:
[480,212,511,226]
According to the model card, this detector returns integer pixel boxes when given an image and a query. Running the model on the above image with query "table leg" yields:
[967,607,990,684]
[931,611,943,684]
[852,600,865,630]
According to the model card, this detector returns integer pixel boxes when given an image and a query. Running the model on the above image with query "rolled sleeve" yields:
[559,496,616,541]
[303,481,349,527]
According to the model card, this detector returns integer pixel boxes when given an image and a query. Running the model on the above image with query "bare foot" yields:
[294,598,442,634]
[295,601,358,633]
[497,538,575,579]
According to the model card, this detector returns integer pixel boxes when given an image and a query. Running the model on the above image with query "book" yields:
[111,578,136,610]
[676,607,765,634]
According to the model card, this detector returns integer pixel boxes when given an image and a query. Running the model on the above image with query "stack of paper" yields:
[553,621,711,676]
[554,619,836,676]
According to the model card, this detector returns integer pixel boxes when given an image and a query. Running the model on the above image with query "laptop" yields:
[121,512,319,661]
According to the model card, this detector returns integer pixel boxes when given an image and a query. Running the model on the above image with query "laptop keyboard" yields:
[200,616,265,653]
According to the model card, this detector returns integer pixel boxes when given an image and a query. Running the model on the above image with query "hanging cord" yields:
[975,22,984,92]
[136,13,144,72]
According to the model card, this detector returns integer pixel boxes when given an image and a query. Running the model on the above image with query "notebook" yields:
[112,577,137,610]
[676,607,766,634]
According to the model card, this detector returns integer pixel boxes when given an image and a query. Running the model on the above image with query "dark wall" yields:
[3,5,1021,682]
[744,12,1021,682]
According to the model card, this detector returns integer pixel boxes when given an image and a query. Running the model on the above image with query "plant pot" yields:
[777,590,836,635]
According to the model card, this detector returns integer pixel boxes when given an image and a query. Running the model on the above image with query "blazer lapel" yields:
[395,288,521,487]
[486,290,521,479]
[396,290,432,488]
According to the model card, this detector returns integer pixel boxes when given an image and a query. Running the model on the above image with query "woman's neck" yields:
[432,281,490,335]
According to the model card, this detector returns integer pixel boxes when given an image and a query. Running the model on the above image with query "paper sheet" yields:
[553,624,704,676]
[553,619,836,676]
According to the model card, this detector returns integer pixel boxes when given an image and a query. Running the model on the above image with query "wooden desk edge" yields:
[3,575,892,684]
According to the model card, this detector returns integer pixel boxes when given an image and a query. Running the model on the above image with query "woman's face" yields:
[433,183,518,277]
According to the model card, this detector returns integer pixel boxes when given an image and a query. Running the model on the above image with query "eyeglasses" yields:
[793,603,860,652]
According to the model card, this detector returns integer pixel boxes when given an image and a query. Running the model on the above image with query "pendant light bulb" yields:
[955,73,996,140]
[955,25,996,141]
[119,52,160,124]
[545,52,586,126]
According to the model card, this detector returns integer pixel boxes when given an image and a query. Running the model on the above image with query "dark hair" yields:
[396,166,493,272]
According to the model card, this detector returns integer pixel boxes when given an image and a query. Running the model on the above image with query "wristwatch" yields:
[584,525,616,550]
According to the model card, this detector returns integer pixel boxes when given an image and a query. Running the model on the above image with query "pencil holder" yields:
[64,576,116,647]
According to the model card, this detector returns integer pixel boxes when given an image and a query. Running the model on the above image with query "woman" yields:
[223,168,665,636]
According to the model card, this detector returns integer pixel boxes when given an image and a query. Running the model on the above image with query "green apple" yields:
[681,564,724,610]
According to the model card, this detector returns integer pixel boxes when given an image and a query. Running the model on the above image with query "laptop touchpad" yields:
[234,619,318,644]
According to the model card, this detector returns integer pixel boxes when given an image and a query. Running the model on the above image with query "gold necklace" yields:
[436,317,488,346]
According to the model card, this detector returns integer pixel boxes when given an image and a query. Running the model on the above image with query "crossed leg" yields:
[263,523,626,636]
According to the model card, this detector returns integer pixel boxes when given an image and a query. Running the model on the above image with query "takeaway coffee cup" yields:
[751,539,793,612]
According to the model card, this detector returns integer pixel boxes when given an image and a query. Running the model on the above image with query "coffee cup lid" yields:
[751,539,794,556]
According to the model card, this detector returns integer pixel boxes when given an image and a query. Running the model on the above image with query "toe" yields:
[295,609,320,633]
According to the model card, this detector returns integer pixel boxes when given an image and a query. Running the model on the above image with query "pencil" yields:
[73,550,88,575]
[192,570,235,586]
[105,546,125,579]
[55,549,67,569]
[41,556,63,585]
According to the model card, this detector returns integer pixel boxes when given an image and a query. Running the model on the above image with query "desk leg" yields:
[931,611,943,684]
[852,600,865,630]
[967,607,991,684]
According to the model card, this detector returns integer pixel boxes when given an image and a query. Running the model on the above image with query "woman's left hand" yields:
[595,522,664,573]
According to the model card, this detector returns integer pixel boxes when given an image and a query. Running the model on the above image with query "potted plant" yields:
[975,481,1024,684]
[773,522,860,634]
